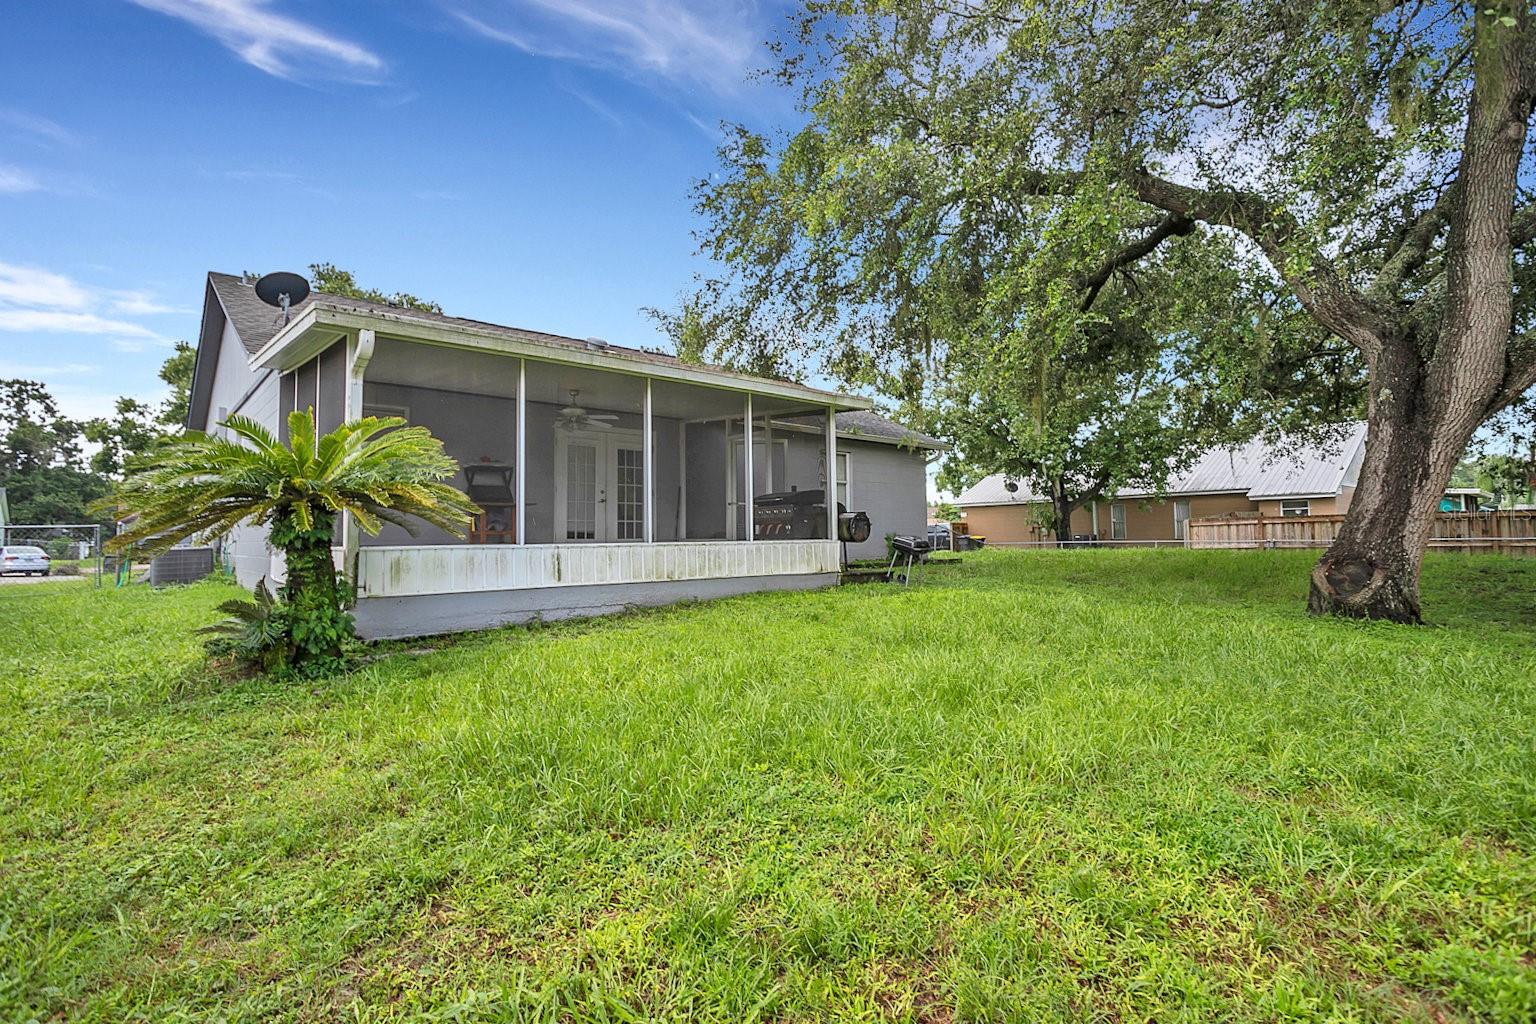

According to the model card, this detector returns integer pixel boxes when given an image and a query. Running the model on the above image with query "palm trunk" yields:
[275,503,351,671]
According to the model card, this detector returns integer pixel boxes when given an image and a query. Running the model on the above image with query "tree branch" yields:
[1369,182,1460,300]
[1126,168,1394,359]
[1079,213,1195,312]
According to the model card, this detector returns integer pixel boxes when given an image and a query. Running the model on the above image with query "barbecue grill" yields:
[886,534,931,585]
[752,490,869,542]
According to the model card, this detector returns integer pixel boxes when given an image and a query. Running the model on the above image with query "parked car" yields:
[0,545,50,576]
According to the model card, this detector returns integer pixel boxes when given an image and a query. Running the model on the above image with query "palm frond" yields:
[99,407,480,557]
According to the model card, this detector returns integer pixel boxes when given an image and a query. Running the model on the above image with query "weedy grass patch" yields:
[1,549,1533,1022]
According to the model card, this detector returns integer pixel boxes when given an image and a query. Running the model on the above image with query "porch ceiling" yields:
[255,303,870,412]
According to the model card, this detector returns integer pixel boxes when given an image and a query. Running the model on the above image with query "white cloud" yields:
[109,290,192,315]
[0,263,91,309]
[0,360,98,378]
[558,80,626,128]
[449,0,766,94]
[0,109,76,147]
[0,262,171,346]
[0,165,44,194]
[127,0,385,83]
[0,309,165,342]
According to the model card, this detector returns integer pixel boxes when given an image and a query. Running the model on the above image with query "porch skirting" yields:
[354,540,841,598]
[351,572,838,640]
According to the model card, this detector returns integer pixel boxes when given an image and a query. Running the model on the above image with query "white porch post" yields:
[744,394,754,542]
[341,329,376,584]
[678,422,687,539]
[825,404,837,541]
[643,377,654,543]
[764,414,774,493]
[516,358,526,544]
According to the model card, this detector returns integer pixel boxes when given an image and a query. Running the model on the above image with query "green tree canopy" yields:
[692,0,1536,622]
[309,263,442,314]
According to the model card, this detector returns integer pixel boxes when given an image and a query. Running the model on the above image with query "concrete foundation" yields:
[351,571,839,640]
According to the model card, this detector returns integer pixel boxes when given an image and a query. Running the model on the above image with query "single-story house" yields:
[187,272,942,638]
[952,424,1370,543]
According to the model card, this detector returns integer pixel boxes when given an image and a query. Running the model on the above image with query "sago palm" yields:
[101,409,479,672]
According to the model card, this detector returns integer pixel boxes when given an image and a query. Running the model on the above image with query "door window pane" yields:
[565,443,597,540]
[616,447,643,540]
[1110,503,1126,540]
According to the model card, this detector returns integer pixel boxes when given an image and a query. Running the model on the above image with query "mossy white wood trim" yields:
[356,540,840,598]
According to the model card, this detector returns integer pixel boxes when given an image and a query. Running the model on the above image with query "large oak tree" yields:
[696,0,1536,622]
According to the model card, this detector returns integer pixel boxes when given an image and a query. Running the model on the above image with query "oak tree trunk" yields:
[1309,6,1531,624]
[1053,493,1076,546]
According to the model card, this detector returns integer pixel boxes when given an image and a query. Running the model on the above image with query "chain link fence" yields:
[0,524,107,587]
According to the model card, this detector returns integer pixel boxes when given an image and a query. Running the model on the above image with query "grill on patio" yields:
[753,490,871,544]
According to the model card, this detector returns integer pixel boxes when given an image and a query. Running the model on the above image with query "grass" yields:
[1,549,1534,1023]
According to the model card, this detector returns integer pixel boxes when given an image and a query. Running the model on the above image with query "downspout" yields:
[341,329,375,593]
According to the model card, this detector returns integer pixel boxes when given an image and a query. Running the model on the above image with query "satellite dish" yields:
[1004,479,1019,493]
[253,271,311,324]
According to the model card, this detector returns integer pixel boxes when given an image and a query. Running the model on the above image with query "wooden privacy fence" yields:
[1187,510,1536,556]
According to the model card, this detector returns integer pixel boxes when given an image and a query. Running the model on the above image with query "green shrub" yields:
[195,582,295,675]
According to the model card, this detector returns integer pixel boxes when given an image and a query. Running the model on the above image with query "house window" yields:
[836,451,850,508]
[1110,503,1126,540]
[1173,499,1191,540]
[363,403,410,423]
[1280,499,1311,517]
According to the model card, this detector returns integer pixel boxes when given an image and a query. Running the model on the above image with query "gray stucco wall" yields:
[779,431,930,560]
[200,317,279,589]
[351,571,839,640]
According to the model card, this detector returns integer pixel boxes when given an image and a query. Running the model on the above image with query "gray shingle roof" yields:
[781,409,945,450]
[211,271,736,381]
[205,272,933,446]
[953,423,1368,505]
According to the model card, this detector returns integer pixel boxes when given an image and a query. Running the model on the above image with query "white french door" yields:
[555,430,644,542]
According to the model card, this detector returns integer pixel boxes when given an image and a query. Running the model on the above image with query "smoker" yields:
[753,489,872,563]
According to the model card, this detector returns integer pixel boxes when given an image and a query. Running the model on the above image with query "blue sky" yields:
[0,0,799,421]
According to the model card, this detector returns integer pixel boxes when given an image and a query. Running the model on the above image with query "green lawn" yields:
[2,550,1534,1023]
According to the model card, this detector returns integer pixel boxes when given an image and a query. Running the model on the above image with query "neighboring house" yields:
[953,424,1370,544]
[186,271,941,638]
[1439,487,1493,513]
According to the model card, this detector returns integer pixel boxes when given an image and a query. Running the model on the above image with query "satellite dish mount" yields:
[253,271,311,325]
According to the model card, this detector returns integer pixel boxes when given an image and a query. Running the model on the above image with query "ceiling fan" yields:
[555,390,620,431]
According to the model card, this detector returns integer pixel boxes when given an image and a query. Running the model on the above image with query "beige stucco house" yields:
[952,425,1370,544]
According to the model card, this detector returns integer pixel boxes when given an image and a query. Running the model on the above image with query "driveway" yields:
[0,574,88,586]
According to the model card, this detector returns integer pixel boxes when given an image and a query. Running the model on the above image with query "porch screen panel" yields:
[616,447,643,540]
[566,442,598,540]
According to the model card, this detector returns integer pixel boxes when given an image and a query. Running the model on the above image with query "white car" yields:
[0,545,51,576]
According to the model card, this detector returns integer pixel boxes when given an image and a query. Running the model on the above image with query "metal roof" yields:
[953,423,1368,506]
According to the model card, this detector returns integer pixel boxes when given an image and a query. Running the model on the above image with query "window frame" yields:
[1109,502,1127,540]
[1279,499,1311,517]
